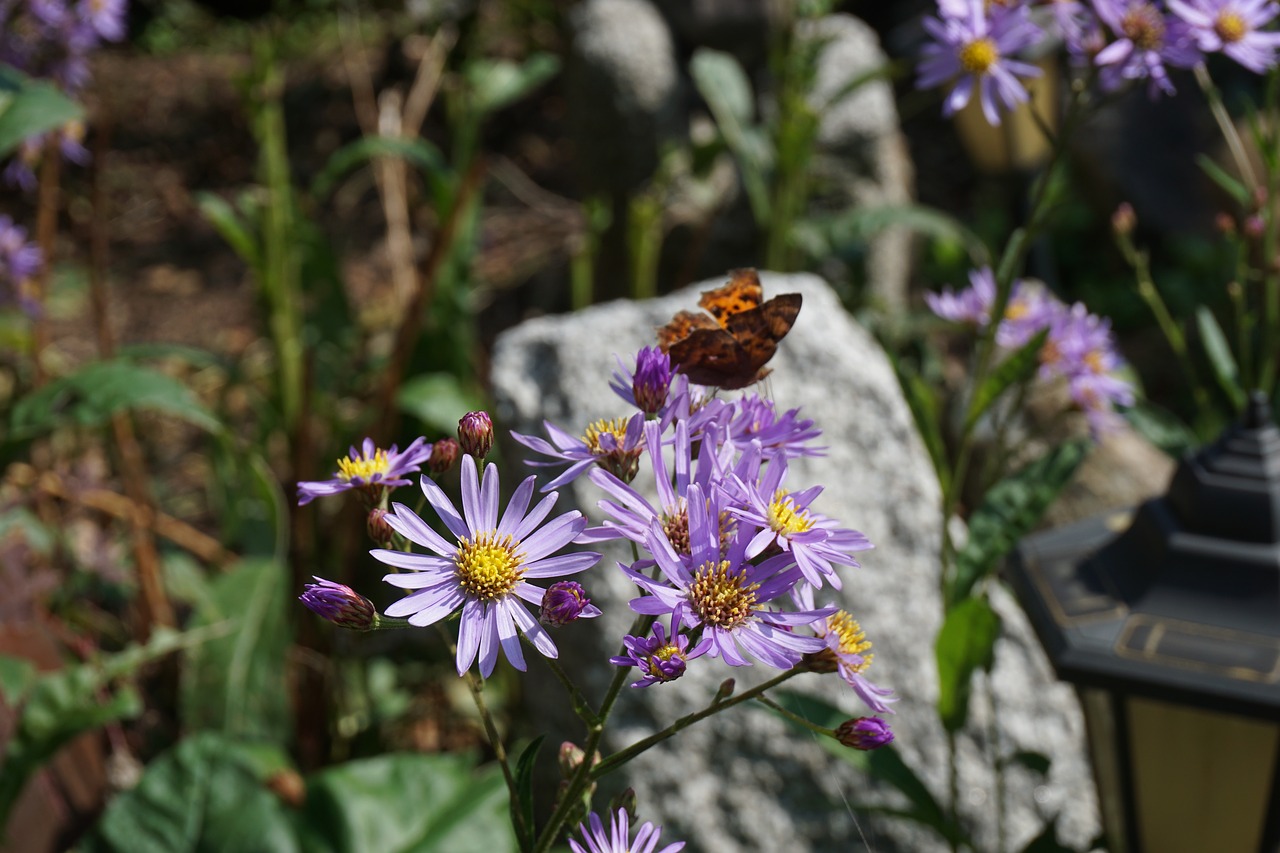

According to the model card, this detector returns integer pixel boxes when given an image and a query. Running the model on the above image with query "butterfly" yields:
[655,268,802,390]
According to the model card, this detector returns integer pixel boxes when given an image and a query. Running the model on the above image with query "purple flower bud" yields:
[540,580,600,626]
[631,346,673,415]
[1244,214,1266,239]
[367,508,395,548]
[1111,202,1136,236]
[835,716,894,751]
[428,437,459,475]
[300,578,377,631]
[458,411,494,460]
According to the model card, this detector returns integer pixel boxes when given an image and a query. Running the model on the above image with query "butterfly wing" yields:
[722,292,802,381]
[667,327,757,388]
[699,268,763,328]
[657,310,720,352]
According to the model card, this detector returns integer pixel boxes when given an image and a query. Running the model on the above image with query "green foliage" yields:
[1195,305,1247,412]
[7,358,222,442]
[513,737,545,851]
[396,373,486,438]
[0,65,83,159]
[947,440,1090,608]
[792,205,991,273]
[0,627,226,833]
[934,597,1001,733]
[180,558,293,742]
[964,329,1049,434]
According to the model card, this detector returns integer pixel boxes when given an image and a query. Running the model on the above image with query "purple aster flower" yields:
[569,808,685,853]
[925,266,996,326]
[1038,302,1134,435]
[77,0,126,42]
[373,454,601,678]
[627,483,833,669]
[540,580,602,625]
[512,412,647,491]
[995,281,1062,349]
[720,395,825,458]
[300,578,377,631]
[296,436,432,505]
[926,267,1059,348]
[917,0,1045,125]
[726,450,873,591]
[458,410,494,459]
[835,716,895,751]
[0,215,43,308]
[611,619,697,687]
[807,610,897,714]
[610,346,674,416]
[1092,0,1202,97]
[1169,0,1280,70]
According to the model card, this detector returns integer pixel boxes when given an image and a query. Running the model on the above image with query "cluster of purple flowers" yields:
[1,0,128,189]
[917,0,1280,123]
[0,214,43,311]
[927,267,1135,434]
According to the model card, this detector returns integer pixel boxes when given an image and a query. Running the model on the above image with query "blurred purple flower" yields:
[1168,0,1280,71]
[1093,0,1202,96]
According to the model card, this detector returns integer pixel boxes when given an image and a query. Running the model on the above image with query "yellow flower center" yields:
[582,417,642,482]
[1004,300,1029,321]
[1121,5,1166,50]
[959,38,999,75]
[582,417,629,455]
[1083,349,1105,374]
[768,489,813,537]
[337,448,391,482]
[690,560,759,630]
[662,507,691,556]
[455,532,524,601]
[1040,339,1063,367]
[1215,10,1247,43]
[829,611,873,673]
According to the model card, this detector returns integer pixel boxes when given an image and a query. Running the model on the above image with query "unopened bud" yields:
[610,787,638,821]
[1111,202,1136,236]
[428,438,459,475]
[367,508,395,548]
[1216,212,1237,235]
[714,678,736,702]
[266,769,306,808]
[559,741,586,777]
[835,716,894,751]
[540,581,599,626]
[1253,186,1269,210]
[1244,214,1266,239]
[299,577,377,631]
[632,346,673,415]
[458,411,494,459]
[1228,280,1244,300]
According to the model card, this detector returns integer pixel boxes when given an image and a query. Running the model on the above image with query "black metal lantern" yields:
[1006,393,1280,853]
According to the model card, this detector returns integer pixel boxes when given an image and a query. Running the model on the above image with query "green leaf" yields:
[0,65,83,160]
[894,362,950,492]
[513,736,544,850]
[949,439,1089,607]
[935,596,1001,732]
[689,49,772,224]
[0,507,54,555]
[301,753,517,853]
[1195,153,1250,206]
[196,192,262,273]
[0,655,37,706]
[1019,818,1076,853]
[396,372,486,437]
[1008,750,1052,776]
[796,204,991,267]
[86,732,300,853]
[1195,306,1247,412]
[766,691,968,846]
[180,558,292,742]
[0,627,224,833]
[965,328,1050,433]
[1124,402,1199,458]
[8,358,222,441]
[468,53,559,117]
[309,136,448,201]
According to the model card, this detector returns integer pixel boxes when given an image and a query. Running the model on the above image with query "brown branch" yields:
[32,145,61,386]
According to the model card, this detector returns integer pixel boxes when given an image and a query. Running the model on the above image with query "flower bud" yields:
[714,678,736,702]
[300,577,377,631]
[1111,202,1135,237]
[367,508,395,548]
[559,741,586,777]
[540,580,599,626]
[610,787,638,821]
[458,411,494,460]
[428,437,459,475]
[835,716,894,751]
[632,346,673,416]
[266,769,306,808]
[1244,214,1266,240]
[1216,212,1237,235]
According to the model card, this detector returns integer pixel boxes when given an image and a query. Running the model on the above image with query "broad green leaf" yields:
[935,596,1001,732]
[301,753,517,853]
[180,558,292,742]
[948,439,1089,607]
[468,53,559,117]
[396,372,485,437]
[797,204,990,267]
[8,358,222,440]
[86,732,299,853]
[1124,402,1199,458]
[1195,153,1250,206]
[513,736,545,850]
[689,49,771,223]
[309,136,448,201]
[965,328,1050,433]
[1195,306,1246,412]
[0,627,224,832]
[0,655,37,706]
[894,361,950,492]
[1008,750,1052,776]
[196,192,262,273]
[0,66,83,159]
[766,691,967,846]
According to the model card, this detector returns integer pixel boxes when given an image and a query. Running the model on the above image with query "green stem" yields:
[754,692,833,738]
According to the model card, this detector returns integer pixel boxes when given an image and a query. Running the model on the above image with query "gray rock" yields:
[491,272,1100,852]
[799,15,916,312]
[566,0,684,196]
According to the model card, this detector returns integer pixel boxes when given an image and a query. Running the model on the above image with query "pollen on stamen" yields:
[337,448,391,482]
[689,560,760,630]
[1215,10,1247,43]
[959,37,999,74]
[455,532,525,601]
[830,611,874,673]
[582,417,642,482]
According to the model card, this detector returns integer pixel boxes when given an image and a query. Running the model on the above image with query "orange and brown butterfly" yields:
[655,268,802,390]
